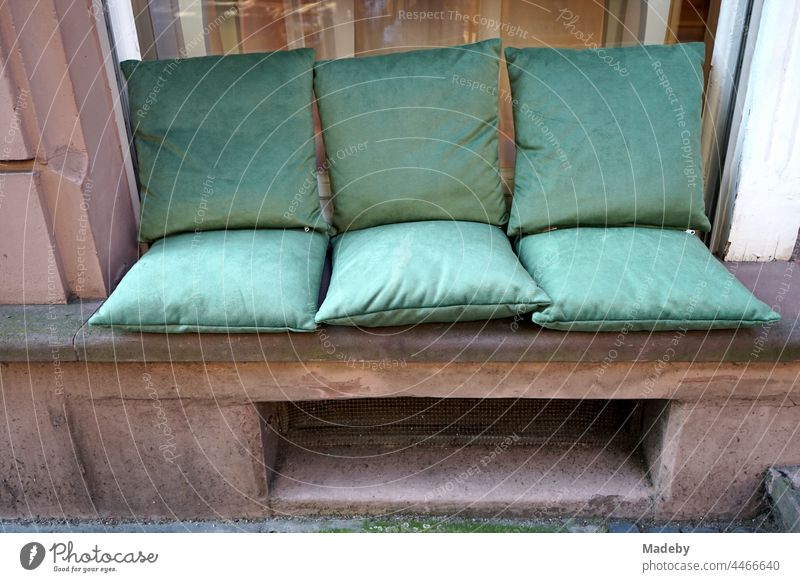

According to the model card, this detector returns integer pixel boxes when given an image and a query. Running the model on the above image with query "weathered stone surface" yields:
[0,172,69,304]
[608,521,639,533]
[567,523,604,533]
[1,359,799,520]
[0,262,798,521]
[66,395,268,519]
[70,262,799,364]
[54,361,800,403]
[0,363,93,518]
[653,401,800,520]
[785,467,800,489]
[0,302,92,362]
[269,442,654,519]
[765,467,800,532]
[0,262,795,366]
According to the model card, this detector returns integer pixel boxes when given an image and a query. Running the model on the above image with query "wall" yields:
[723,1,800,261]
[0,0,138,304]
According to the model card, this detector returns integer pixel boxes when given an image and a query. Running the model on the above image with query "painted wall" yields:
[724,2,800,261]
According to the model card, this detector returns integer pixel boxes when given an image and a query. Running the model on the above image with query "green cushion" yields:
[516,227,779,331]
[505,44,711,236]
[89,229,328,332]
[314,39,506,232]
[316,221,549,327]
[121,51,323,243]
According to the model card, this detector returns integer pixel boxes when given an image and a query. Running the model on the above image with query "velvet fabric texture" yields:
[516,227,779,331]
[314,39,507,232]
[121,51,323,243]
[316,221,549,326]
[506,44,711,236]
[89,229,328,332]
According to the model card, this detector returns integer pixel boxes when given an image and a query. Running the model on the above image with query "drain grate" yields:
[275,398,640,448]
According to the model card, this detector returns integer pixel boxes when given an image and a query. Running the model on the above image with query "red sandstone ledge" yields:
[1,262,796,364]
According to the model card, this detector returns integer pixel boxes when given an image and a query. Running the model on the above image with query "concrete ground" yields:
[0,512,782,534]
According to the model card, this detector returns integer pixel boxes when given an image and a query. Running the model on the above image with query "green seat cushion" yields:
[516,227,779,331]
[314,39,506,232]
[121,51,323,243]
[316,221,549,327]
[89,229,328,332]
[505,44,711,236]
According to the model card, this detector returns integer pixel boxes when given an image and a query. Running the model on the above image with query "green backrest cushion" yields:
[314,39,506,232]
[506,44,711,236]
[516,227,779,331]
[315,220,549,327]
[122,51,323,243]
[89,229,328,332]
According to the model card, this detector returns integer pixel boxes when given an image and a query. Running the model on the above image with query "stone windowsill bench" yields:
[1,260,798,522]
[1,261,796,368]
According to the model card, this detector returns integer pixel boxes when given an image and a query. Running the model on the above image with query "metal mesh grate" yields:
[277,398,640,448]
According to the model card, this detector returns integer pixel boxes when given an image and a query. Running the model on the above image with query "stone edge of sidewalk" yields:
[765,466,800,533]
